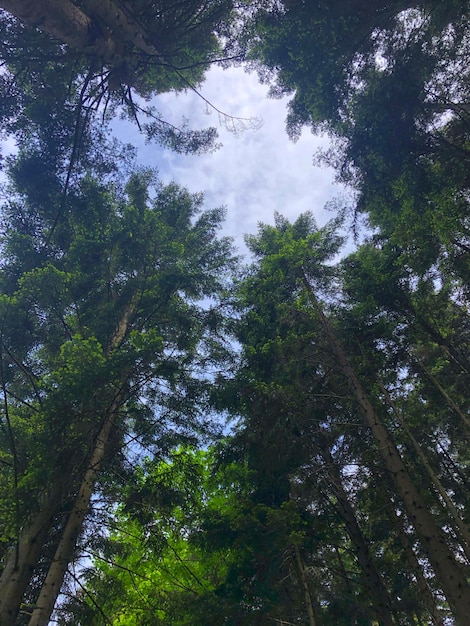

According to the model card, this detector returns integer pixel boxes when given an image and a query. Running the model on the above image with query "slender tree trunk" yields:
[293,545,316,626]
[383,497,446,626]
[321,446,395,625]
[412,356,470,432]
[0,487,62,626]
[434,438,469,488]
[28,303,135,626]
[27,395,121,626]
[302,275,470,624]
[405,297,469,375]
[379,381,470,563]
[334,545,359,623]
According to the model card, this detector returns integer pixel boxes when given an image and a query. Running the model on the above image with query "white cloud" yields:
[114,66,346,257]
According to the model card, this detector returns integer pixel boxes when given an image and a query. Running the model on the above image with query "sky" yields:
[113,65,348,258]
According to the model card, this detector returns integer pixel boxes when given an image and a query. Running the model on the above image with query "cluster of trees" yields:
[0,1,468,624]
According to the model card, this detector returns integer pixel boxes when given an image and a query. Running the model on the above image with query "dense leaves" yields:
[250,0,470,276]
[0,0,247,155]
[0,133,236,624]
[67,214,470,624]
[1,1,470,624]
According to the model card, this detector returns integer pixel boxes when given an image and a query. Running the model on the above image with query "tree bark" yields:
[321,445,396,625]
[293,545,317,626]
[379,381,470,563]
[0,487,62,626]
[80,0,161,57]
[383,496,446,626]
[27,395,121,626]
[1,0,91,47]
[0,0,121,62]
[302,275,470,624]
[28,302,135,626]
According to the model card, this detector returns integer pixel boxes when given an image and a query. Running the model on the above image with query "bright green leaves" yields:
[62,447,242,624]
[62,445,315,625]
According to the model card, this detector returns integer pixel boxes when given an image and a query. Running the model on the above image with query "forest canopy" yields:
[0,1,469,625]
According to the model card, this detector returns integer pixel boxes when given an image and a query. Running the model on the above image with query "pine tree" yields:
[0,133,236,624]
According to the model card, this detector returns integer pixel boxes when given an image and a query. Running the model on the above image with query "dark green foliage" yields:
[249,0,470,276]
[0,130,236,618]
[1,2,470,623]
[216,215,468,623]
[0,0,242,155]
[59,446,317,626]
[73,213,469,624]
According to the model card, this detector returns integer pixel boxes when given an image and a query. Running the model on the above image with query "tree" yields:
[57,446,256,625]
[0,0,252,155]
[0,0,234,92]
[0,134,236,624]
[224,213,469,623]
[66,211,469,624]
[64,443,324,625]
[249,0,470,277]
[340,241,470,560]
[220,213,404,623]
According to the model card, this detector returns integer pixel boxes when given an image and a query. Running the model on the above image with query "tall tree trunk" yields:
[302,275,470,624]
[28,303,135,626]
[383,495,446,626]
[0,486,62,626]
[321,445,396,625]
[334,545,359,624]
[27,394,122,626]
[379,381,470,563]
[293,545,317,626]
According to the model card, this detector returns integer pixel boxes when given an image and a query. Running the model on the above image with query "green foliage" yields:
[61,445,319,625]
[219,215,468,623]
[0,134,236,614]
[1,3,470,623]
[0,0,242,154]
[59,447,240,625]
[249,0,470,276]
